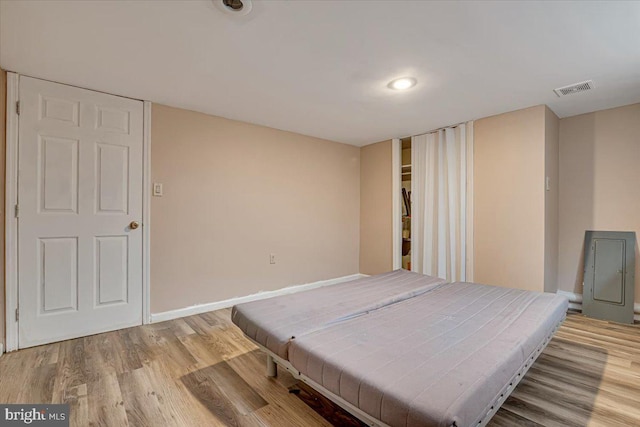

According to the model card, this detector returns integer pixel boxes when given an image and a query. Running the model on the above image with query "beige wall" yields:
[558,103,640,302]
[150,104,360,313]
[360,140,393,275]
[0,77,634,335]
[544,107,559,293]
[474,105,547,291]
[0,69,6,347]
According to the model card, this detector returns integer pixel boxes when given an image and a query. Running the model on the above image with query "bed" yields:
[231,272,568,427]
[231,269,446,359]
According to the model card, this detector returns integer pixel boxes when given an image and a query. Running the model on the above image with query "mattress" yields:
[288,282,568,427]
[231,269,446,358]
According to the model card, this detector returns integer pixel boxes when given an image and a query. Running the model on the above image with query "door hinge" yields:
[15,308,19,322]
[14,204,19,218]
[16,101,20,116]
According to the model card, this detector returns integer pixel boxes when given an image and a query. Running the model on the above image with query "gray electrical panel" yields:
[583,231,636,324]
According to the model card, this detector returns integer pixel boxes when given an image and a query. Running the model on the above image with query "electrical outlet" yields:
[153,183,163,197]
[270,253,276,264]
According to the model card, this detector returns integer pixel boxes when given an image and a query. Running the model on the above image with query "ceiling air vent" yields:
[553,80,594,97]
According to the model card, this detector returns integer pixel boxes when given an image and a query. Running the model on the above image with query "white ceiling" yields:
[1,1,639,146]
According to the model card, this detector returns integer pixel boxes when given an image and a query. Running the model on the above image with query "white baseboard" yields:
[150,273,367,323]
[557,290,640,321]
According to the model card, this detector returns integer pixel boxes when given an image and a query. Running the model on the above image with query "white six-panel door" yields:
[18,76,143,348]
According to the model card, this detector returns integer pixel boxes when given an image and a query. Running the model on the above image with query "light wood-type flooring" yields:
[0,309,639,426]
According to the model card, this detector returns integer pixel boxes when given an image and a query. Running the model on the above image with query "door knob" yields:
[129,221,140,230]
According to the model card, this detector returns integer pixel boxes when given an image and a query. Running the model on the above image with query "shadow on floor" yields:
[489,337,608,427]
[181,349,365,427]
[180,354,267,427]
[287,381,366,427]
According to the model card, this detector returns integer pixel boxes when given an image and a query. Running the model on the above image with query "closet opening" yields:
[401,137,412,270]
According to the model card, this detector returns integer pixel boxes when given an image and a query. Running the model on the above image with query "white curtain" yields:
[411,122,473,281]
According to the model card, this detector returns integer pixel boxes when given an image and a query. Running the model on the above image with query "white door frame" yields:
[4,72,152,352]
[391,138,402,270]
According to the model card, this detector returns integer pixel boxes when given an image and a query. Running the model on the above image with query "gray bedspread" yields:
[288,282,568,427]
[231,269,446,358]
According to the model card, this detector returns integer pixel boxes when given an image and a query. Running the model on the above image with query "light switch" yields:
[545,177,550,191]
[153,183,163,197]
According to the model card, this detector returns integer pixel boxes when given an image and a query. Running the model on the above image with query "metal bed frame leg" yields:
[266,354,277,377]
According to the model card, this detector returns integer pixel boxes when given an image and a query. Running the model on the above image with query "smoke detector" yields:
[553,80,595,97]
[214,0,253,16]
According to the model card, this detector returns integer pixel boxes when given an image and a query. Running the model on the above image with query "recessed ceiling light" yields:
[214,0,253,16]
[223,0,244,11]
[388,77,417,91]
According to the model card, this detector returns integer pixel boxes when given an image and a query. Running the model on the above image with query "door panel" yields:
[96,143,129,213]
[39,237,78,313]
[40,96,80,126]
[96,236,129,306]
[593,239,624,304]
[39,136,79,213]
[96,106,131,134]
[18,76,144,348]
